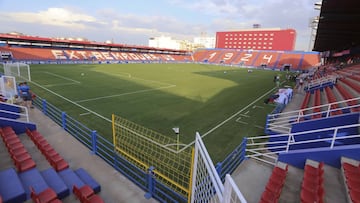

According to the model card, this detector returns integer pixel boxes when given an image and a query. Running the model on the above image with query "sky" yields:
[0,0,321,51]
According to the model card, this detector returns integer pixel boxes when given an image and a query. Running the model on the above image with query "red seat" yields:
[5,138,21,146]
[350,189,360,203]
[52,159,69,172]
[304,162,324,176]
[73,185,95,202]
[84,194,104,203]
[260,189,277,203]
[30,187,58,203]
[300,187,319,203]
[11,152,31,163]
[343,163,360,174]
[48,199,62,203]
[9,146,27,156]
[265,179,283,198]
[347,179,360,192]
[14,157,36,172]
[6,141,23,150]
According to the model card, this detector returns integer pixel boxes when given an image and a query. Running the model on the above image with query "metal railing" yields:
[31,97,187,203]
[247,123,360,165]
[0,101,29,122]
[266,97,360,134]
[305,75,337,90]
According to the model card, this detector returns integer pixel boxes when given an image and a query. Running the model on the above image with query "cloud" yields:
[0,7,105,29]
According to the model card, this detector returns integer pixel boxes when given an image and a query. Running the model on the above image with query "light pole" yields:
[172,127,180,151]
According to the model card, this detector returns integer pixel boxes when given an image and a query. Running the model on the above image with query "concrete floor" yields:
[1,107,158,203]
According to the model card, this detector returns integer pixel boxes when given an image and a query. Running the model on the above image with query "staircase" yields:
[231,157,354,203]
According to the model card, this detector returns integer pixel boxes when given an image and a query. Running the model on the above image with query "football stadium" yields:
[0,0,359,203]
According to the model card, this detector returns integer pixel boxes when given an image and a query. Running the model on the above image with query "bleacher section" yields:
[0,122,103,203]
[0,47,320,70]
[0,47,189,62]
[341,157,360,203]
[193,49,319,70]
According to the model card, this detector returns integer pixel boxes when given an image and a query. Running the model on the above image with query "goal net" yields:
[3,62,31,82]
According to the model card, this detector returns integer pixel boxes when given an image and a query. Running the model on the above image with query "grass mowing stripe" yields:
[29,80,112,123]
[75,85,176,103]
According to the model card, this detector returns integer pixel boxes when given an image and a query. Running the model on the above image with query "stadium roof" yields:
[313,0,360,52]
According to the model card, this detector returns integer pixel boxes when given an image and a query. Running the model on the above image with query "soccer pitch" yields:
[24,63,287,162]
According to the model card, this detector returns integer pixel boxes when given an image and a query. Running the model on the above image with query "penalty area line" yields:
[79,112,91,116]
[75,85,176,103]
[201,85,280,138]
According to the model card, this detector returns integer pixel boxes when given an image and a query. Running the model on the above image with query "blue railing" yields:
[32,97,187,203]
[32,96,248,202]
[215,137,247,181]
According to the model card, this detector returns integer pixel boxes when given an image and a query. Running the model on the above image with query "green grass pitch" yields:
[22,63,290,162]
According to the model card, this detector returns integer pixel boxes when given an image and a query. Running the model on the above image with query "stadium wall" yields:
[278,144,360,169]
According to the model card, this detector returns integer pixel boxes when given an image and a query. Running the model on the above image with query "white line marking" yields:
[28,81,112,123]
[244,111,249,114]
[114,73,175,87]
[254,125,264,129]
[236,120,248,124]
[254,105,264,109]
[240,114,250,117]
[75,85,176,103]
[79,112,91,116]
[199,85,280,138]
[43,71,80,84]
[44,82,79,87]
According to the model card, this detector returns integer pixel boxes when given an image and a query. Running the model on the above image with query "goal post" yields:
[3,62,31,82]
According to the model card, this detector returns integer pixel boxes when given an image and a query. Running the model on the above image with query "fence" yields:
[191,133,247,203]
[265,97,360,134]
[32,97,187,203]
[246,123,360,165]
[32,96,248,202]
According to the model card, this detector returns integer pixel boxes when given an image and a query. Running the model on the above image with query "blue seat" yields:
[18,168,49,200]
[0,168,26,203]
[41,168,70,199]
[75,168,101,193]
[58,168,85,193]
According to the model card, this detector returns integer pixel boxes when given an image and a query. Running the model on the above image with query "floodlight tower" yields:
[308,1,322,51]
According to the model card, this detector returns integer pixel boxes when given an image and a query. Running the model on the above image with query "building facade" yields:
[216,28,296,51]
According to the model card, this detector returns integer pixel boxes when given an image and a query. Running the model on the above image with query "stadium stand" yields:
[0,3,359,199]
[26,129,69,172]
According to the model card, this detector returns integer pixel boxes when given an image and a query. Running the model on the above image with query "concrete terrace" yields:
[0,107,158,203]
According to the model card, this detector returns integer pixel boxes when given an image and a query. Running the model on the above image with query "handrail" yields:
[247,123,360,162]
[0,101,29,122]
[266,97,360,133]
[305,75,337,90]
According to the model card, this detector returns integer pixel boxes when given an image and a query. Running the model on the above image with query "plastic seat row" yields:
[0,126,36,172]
[73,185,104,203]
[312,89,322,119]
[300,160,324,203]
[340,78,360,94]
[341,157,360,203]
[259,162,288,203]
[335,84,359,112]
[26,129,69,172]
[30,186,62,203]
[324,86,342,116]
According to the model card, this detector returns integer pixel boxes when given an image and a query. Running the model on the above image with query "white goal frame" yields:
[3,62,31,82]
